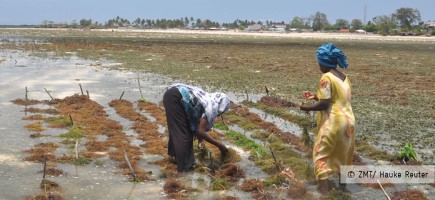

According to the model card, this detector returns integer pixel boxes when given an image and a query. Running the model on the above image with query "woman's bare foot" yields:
[318,179,329,195]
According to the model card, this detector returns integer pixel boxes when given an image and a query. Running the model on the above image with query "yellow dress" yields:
[313,72,355,180]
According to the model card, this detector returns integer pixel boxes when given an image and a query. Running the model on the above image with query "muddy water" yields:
[0,50,177,199]
[0,50,271,199]
[1,48,434,199]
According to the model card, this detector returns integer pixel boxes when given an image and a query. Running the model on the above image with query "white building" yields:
[423,21,435,29]
[269,22,286,32]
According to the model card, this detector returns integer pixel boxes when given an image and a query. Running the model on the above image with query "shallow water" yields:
[1,47,434,199]
[0,50,175,199]
[0,50,273,199]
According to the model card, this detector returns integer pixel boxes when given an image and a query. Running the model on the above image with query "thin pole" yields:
[43,154,47,180]
[69,115,74,125]
[75,140,79,159]
[123,149,137,182]
[377,179,391,200]
[25,87,28,100]
[269,147,280,171]
[79,84,84,95]
[44,88,54,100]
[137,74,144,99]
[209,151,215,174]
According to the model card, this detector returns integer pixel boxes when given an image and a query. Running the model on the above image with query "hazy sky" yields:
[1,0,434,25]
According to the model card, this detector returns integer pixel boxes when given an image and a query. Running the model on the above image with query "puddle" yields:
[248,107,302,136]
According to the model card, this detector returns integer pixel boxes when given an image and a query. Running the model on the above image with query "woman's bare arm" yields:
[196,118,228,152]
[300,99,331,111]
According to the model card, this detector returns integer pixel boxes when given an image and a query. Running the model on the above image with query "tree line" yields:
[38,7,433,35]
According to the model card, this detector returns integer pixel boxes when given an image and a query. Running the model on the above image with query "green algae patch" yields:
[59,127,83,139]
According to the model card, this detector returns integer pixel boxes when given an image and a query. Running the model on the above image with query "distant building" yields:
[423,21,435,30]
[269,22,286,32]
[247,24,263,32]
[355,29,367,34]
[338,29,350,33]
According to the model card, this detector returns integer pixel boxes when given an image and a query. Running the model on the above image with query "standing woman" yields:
[163,83,230,172]
[298,43,355,194]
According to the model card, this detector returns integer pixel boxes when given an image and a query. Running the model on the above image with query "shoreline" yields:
[2,27,435,42]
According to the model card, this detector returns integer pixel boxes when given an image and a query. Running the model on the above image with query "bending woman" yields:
[163,83,230,172]
[298,43,355,194]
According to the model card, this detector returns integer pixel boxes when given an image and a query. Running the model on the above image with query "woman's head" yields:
[316,43,348,70]
[212,92,230,116]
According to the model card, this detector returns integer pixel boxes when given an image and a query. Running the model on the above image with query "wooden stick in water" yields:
[209,151,215,174]
[42,154,47,180]
[25,86,28,100]
[377,179,391,200]
[137,74,144,99]
[44,88,54,100]
[79,84,84,95]
[69,115,74,126]
[123,149,137,182]
[75,140,79,159]
[269,147,281,171]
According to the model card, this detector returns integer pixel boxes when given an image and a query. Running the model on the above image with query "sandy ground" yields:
[101,28,435,42]
[4,27,435,42]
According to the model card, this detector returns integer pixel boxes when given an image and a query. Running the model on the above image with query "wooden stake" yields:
[42,154,47,180]
[119,91,125,100]
[44,88,54,100]
[75,140,79,159]
[209,151,215,174]
[269,147,281,171]
[377,179,391,200]
[245,89,249,101]
[25,86,28,100]
[79,84,84,95]
[69,115,74,125]
[86,90,89,98]
[137,74,144,99]
[264,86,269,96]
[123,149,137,182]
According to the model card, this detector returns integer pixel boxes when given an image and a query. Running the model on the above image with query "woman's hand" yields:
[197,118,227,153]
[303,91,317,100]
[198,139,205,150]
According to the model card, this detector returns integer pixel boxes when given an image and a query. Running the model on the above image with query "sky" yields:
[0,0,434,25]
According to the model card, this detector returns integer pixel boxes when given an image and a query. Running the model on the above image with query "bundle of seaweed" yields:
[163,178,191,199]
[240,179,264,192]
[217,163,245,180]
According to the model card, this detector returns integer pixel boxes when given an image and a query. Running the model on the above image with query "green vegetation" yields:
[263,174,287,187]
[73,157,91,165]
[45,115,73,127]
[325,189,351,200]
[139,97,148,103]
[59,127,83,139]
[210,178,230,191]
[213,122,229,131]
[14,6,431,36]
[1,29,433,165]
[225,130,268,157]
[399,143,418,161]
[243,100,313,128]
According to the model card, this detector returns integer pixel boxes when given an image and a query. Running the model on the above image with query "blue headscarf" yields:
[316,43,348,68]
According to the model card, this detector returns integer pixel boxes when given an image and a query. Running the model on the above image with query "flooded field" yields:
[0,30,434,199]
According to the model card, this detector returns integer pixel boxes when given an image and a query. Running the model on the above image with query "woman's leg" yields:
[318,179,329,195]
[163,87,195,172]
